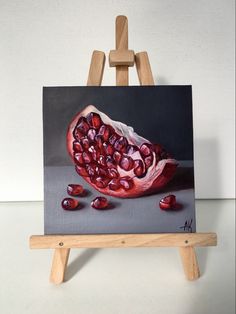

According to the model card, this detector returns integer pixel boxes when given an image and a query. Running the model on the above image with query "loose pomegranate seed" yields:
[119,155,134,171]
[86,112,102,129]
[159,194,177,210]
[61,198,79,210]
[91,196,108,209]
[87,128,96,141]
[67,184,84,196]
[73,141,83,153]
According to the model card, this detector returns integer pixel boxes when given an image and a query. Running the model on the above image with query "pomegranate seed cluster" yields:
[72,112,168,193]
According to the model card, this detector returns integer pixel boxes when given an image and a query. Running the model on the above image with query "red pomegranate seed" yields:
[67,184,84,196]
[134,160,144,177]
[61,198,79,210]
[108,168,119,178]
[106,155,116,168]
[86,112,102,129]
[73,141,83,153]
[95,166,107,177]
[113,151,122,163]
[159,194,177,210]
[108,178,120,190]
[87,128,96,141]
[74,152,84,165]
[83,151,92,163]
[91,196,108,209]
[109,134,119,145]
[98,155,106,167]
[98,124,110,141]
[94,134,103,149]
[88,146,97,161]
[120,177,134,190]
[144,155,153,167]
[95,177,109,188]
[75,165,89,177]
[114,137,128,152]
[86,164,96,176]
[76,117,90,135]
[140,143,152,156]
[126,145,138,155]
[120,155,134,171]
[103,142,114,155]
[81,137,90,150]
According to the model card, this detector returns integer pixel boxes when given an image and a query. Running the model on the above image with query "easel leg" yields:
[50,248,70,284]
[179,246,200,281]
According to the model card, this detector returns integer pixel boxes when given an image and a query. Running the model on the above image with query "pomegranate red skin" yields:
[67,105,177,198]
[159,194,177,210]
[61,198,80,211]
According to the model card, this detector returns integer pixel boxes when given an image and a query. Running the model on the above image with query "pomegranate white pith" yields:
[67,105,178,198]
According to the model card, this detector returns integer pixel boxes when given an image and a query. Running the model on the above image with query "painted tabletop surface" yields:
[44,161,196,234]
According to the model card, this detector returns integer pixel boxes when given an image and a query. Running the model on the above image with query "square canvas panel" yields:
[43,86,196,234]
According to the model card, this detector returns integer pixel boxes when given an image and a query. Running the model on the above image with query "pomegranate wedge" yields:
[67,105,178,198]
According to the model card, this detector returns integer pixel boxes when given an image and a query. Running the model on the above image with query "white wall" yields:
[0,0,235,201]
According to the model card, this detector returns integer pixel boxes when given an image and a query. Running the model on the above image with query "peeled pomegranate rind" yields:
[67,105,178,198]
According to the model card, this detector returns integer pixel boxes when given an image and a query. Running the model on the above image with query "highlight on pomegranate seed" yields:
[159,194,177,210]
[91,196,108,209]
[61,198,80,211]
[67,184,84,196]
[67,105,178,198]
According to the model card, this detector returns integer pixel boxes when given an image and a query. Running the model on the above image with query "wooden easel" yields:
[30,16,217,284]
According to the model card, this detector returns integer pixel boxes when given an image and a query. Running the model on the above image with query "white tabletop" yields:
[0,199,235,314]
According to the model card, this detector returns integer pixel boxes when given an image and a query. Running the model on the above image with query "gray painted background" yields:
[43,86,196,234]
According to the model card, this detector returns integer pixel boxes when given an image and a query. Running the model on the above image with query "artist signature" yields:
[180,219,193,232]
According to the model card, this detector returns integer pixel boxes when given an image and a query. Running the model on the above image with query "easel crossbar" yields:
[30,233,217,249]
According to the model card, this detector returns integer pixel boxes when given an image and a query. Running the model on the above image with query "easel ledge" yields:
[30,15,217,284]
[30,233,216,249]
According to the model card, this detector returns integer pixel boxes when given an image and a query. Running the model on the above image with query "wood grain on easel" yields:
[135,52,155,85]
[179,246,200,280]
[30,233,217,249]
[116,16,129,85]
[87,50,105,86]
[50,248,70,284]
